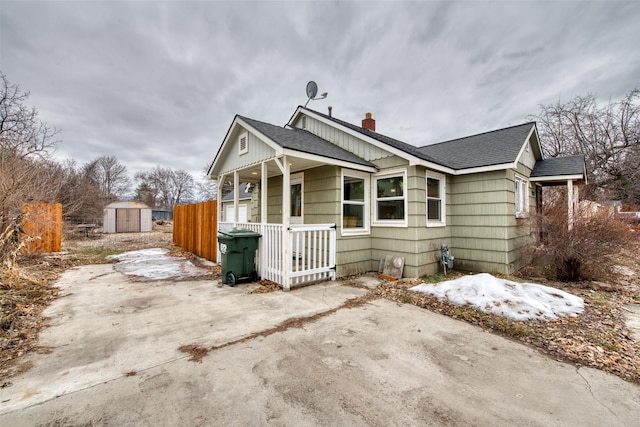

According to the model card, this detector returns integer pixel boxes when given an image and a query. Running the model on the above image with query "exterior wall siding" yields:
[448,169,534,274]
[215,126,276,178]
[294,115,393,161]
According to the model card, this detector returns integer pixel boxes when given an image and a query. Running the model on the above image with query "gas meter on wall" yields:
[440,244,454,274]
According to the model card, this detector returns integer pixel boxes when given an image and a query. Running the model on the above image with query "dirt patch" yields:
[249,280,280,294]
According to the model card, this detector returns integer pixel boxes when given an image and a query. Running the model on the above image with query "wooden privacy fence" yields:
[21,203,63,253]
[173,200,217,262]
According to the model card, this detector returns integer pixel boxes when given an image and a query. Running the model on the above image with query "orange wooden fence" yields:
[173,200,217,262]
[22,203,63,253]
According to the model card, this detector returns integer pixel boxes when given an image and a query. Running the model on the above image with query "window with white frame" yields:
[515,175,529,217]
[374,171,406,225]
[426,172,445,226]
[238,132,248,155]
[342,170,369,235]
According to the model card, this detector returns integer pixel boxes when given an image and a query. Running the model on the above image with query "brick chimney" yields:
[362,112,375,131]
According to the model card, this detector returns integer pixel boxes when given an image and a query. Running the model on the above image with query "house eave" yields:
[282,148,377,173]
[530,174,585,183]
[451,162,517,176]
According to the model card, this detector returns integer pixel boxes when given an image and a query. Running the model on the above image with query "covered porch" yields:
[210,115,376,291]
[216,151,372,291]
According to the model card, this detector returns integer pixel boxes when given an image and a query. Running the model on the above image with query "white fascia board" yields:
[530,124,544,160]
[282,148,378,173]
[514,125,537,165]
[209,116,283,177]
[290,108,454,175]
[452,162,517,176]
[530,174,584,182]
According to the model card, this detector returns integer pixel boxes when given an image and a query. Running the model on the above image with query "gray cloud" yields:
[1,1,638,187]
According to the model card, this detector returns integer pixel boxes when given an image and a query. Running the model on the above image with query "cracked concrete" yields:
[1,263,639,426]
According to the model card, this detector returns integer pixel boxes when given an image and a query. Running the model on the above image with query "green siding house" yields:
[208,106,586,290]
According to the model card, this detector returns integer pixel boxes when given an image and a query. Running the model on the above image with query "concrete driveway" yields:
[1,262,639,426]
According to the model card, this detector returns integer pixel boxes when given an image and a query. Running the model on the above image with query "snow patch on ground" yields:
[410,273,584,321]
[108,248,209,281]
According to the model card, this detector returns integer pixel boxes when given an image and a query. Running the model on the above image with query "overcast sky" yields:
[1,1,638,185]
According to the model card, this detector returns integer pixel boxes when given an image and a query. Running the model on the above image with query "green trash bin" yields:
[217,228,261,286]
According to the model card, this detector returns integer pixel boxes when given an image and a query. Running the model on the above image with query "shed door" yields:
[116,208,141,232]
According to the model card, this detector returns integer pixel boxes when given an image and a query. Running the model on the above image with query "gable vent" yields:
[239,132,248,155]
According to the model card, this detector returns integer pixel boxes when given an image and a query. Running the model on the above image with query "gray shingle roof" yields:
[238,115,375,169]
[221,183,252,201]
[303,108,444,166]
[531,155,586,178]
[416,123,536,169]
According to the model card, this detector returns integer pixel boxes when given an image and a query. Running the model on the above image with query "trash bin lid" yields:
[218,228,261,238]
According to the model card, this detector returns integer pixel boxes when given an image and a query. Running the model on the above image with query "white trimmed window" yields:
[515,174,529,217]
[238,132,248,155]
[341,170,369,235]
[426,172,446,226]
[373,170,407,227]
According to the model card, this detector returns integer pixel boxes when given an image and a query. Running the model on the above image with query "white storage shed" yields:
[103,201,153,233]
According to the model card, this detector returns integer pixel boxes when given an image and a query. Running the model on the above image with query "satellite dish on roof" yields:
[304,81,328,108]
[306,81,318,99]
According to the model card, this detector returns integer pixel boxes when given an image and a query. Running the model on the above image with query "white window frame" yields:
[515,174,530,218]
[341,169,370,236]
[238,131,248,155]
[372,169,408,227]
[426,171,446,227]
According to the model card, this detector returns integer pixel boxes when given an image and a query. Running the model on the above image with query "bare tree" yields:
[530,88,640,202]
[0,73,58,159]
[171,169,195,205]
[82,155,131,202]
[0,73,59,232]
[135,166,196,210]
[53,159,104,222]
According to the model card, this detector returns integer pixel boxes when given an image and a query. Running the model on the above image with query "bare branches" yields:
[0,73,59,160]
[82,155,131,202]
[135,166,196,210]
[530,87,640,202]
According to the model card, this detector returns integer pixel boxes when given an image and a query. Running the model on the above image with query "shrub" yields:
[534,190,634,281]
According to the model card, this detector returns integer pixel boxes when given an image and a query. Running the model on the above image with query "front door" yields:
[290,174,303,257]
[290,174,303,225]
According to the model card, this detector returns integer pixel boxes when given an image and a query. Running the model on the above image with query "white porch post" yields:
[260,161,268,279]
[282,156,291,291]
[261,161,268,224]
[216,174,225,263]
[233,170,239,227]
[567,179,574,231]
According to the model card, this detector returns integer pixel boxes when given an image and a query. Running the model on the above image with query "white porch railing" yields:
[217,222,336,289]
[289,224,336,287]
